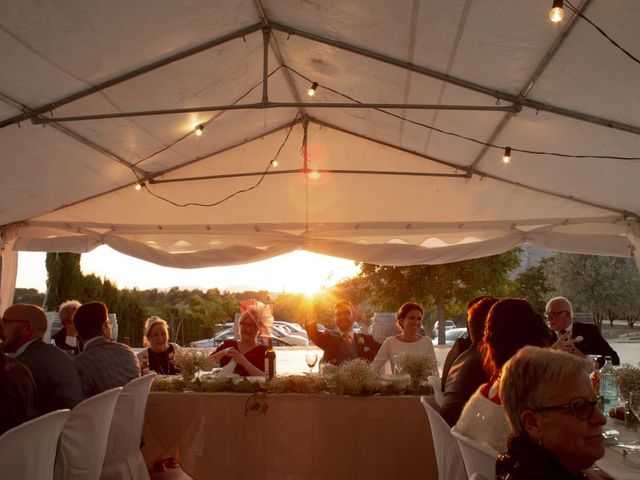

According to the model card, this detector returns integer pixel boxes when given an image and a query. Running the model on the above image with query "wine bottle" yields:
[264,337,276,380]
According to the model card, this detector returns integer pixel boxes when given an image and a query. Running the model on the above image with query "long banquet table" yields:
[142,392,438,480]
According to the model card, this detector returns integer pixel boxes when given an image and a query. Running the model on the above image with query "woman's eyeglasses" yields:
[533,398,598,420]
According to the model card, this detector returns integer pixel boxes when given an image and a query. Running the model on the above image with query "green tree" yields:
[543,253,640,328]
[356,250,521,343]
[45,252,83,310]
[513,260,552,312]
[13,288,45,306]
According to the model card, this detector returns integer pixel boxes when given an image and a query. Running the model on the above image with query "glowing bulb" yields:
[549,0,564,23]
[502,147,512,164]
[308,170,321,180]
[271,159,279,167]
[134,181,144,191]
[307,82,319,97]
[195,124,204,136]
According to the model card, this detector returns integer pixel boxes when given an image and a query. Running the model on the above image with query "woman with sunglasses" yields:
[497,346,606,479]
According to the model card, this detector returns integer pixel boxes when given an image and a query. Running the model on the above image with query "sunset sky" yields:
[16,247,361,295]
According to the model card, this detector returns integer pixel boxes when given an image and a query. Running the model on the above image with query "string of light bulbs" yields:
[130,65,284,169]
[132,112,300,208]
[285,65,640,163]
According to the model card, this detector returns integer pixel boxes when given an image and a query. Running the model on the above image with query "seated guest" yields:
[211,306,269,376]
[546,296,619,367]
[456,298,553,453]
[440,296,498,426]
[53,299,83,356]
[305,300,380,365]
[137,316,181,375]
[0,352,37,434]
[370,302,437,375]
[74,302,140,398]
[0,303,83,415]
[440,296,497,389]
[497,346,606,479]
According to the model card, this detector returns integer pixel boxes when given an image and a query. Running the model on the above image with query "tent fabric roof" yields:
[1,0,639,284]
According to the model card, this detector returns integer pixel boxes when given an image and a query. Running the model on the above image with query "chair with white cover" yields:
[427,375,444,406]
[101,373,156,480]
[0,409,70,480]
[469,473,488,480]
[420,396,467,480]
[451,425,499,480]
[55,386,123,480]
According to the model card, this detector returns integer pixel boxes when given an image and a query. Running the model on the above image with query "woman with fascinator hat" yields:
[210,301,273,376]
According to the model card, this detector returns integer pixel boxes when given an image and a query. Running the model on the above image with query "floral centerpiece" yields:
[151,357,434,396]
[393,352,438,389]
[172,348,216,383]
[613,363,640,402]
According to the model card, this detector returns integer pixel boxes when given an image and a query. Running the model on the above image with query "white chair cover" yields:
[420,396,467,480]
[55,387,123,480]
[0,409,70,480]
[451,426,499,480]
[427,375,444,406]
[469,473,488,480]
[101,374,156,480]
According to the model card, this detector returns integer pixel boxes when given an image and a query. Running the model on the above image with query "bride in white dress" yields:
[370,302,438,375]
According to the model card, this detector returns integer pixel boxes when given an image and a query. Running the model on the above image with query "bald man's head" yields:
[1,304,47,353]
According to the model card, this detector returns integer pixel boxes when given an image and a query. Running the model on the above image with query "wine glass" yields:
[305,351,318,374]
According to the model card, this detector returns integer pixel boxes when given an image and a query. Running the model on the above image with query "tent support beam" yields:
[0,23,265,129]
[148,169,466,184]
[31,102,515,123]
[268,21,640,137]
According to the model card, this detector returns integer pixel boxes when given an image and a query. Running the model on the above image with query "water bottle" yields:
[600,356,618,410]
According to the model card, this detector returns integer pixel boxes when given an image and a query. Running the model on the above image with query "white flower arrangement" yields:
[393,352,438,386]
[172,348,216,382]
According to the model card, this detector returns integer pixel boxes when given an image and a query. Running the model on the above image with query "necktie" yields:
[342,333,352,346]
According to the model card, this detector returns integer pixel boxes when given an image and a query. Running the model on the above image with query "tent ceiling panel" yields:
[0,0,258,105]
[1,0,638,279]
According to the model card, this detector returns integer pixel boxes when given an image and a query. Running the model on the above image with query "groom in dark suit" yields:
[545,296,619,367]
[306,300,380,365]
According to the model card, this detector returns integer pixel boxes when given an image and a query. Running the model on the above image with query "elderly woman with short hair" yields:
[497,346,606,479]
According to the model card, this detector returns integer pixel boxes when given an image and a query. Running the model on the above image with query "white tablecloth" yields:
[595,418,640,480]
[142,392,438,480]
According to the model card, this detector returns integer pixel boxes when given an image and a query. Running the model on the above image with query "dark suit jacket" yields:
[440,346,488,427]
[440,336,471,391]
[571,322,620,366]
[16,339,84,415]
[53,327,84,356]
[305,324,380,365]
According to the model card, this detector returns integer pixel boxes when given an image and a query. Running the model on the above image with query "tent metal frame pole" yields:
[0,23,265,129]
[148,169,466,184]
[31,102,515,123]
[261,28,270,105]
[268,21,640,136]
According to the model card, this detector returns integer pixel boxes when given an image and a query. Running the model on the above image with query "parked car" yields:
[271,324,309,346]
[432,327,468,346]
[432,320,456,338]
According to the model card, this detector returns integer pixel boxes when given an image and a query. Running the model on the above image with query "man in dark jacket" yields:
[306,300,380,365]
[545,296,619,366]
[1,303,83,415]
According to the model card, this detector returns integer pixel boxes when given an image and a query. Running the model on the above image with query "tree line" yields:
[14,250,640,346]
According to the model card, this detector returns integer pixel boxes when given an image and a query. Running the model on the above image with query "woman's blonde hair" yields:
[143,316,170,347]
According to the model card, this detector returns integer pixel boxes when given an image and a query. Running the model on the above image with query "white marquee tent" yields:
[1,0,639,314]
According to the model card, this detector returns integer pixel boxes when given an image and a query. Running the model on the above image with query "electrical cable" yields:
[284,66,640,161]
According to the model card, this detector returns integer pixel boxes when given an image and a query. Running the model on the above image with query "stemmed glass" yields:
[305,351,318,374]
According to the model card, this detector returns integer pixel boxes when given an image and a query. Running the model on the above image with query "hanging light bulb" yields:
[307,82,319,97]
[195,124,204,136]
[271,159,279,168]
[502,147,512,164]
[134,181,144,191]
[549,0,564,23]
